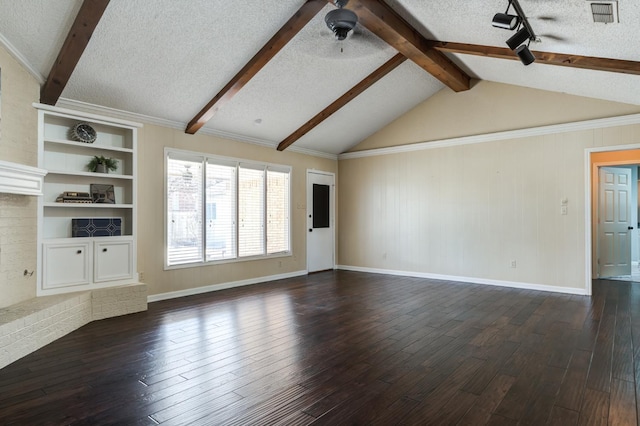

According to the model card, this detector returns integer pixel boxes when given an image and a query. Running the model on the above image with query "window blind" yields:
[238,165,265,257]
[205,162,236,261]
[167,156,203,265]
[166,149,290,267]
[267,169,290,254]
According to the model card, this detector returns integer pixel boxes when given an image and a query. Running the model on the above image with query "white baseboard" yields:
[336,265,588,296]
[147,270,308,303]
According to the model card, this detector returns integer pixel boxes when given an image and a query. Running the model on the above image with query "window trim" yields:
[164,147,292,270]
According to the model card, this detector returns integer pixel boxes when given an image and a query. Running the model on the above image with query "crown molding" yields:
[339,113,640,160]
[56,98,337,161]
[0,32,45,84]
[57,98,175,128]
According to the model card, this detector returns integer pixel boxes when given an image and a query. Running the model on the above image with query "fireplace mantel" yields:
[0,159,47,196]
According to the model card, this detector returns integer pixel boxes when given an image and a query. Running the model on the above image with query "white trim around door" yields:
[306,169,336,273]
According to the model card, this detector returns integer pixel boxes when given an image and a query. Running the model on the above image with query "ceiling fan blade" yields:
[538,33,568,42]
[532,15,558,22]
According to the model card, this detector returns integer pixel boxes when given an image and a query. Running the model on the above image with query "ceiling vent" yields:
[588,1,618,23]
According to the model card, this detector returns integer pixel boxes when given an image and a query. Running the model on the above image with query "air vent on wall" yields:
[587,1,618,23]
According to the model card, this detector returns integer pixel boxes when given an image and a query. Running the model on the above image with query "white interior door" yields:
[599,166,632,277]
[307,170,334,272]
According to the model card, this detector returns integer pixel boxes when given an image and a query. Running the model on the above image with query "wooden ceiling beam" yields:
[40,0,110,105]
[430,41,640,76]
[344,0,471,92]
[277,53,406,151]
[185,0,326,135]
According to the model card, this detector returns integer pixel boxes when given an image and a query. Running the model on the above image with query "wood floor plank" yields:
[578,388,610,426]
[0,273,639,425]
[547,405,579,426]
[555,349,592,412]
[608,378,637,426]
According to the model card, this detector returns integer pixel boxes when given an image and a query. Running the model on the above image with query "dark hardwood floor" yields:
[1,271,639,425]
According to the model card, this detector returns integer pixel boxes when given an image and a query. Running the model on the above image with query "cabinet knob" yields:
[102,248,108,252]
[76,250,82,254]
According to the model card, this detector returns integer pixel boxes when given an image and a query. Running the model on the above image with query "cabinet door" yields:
[94,240,133,282]
[43,242,91,289]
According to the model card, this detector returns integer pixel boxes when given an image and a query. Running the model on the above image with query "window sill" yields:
[164,251,292,271]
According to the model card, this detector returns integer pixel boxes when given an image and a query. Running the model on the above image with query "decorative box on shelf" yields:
[72,218,122,237]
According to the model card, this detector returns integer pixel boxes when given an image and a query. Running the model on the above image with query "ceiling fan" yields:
[314,0,390,58]
[325,0,358,41]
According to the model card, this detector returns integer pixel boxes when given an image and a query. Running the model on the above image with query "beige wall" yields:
[0,45,40,308]
[0,37,337,304]
[351,80,640,152]
[137,124,337,297]
[338,84,640,291]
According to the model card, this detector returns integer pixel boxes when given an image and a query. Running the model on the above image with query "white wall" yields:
[338,83,640,293]
[0,44,40,308]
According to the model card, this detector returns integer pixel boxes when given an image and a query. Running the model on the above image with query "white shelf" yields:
[44,138,134,153]
[46,170,134,180]
[44,202,134,209]
[43,235,133,243]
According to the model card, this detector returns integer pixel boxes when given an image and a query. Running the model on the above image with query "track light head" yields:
[515,44,535,65]
[492,13,520,30]
[506,26,531,50]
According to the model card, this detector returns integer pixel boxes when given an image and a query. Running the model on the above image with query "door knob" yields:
[628,226,634,230]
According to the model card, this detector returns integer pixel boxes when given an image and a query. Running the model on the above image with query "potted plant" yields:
[87,155,118,173]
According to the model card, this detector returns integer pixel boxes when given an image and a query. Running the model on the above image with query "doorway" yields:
[306,170,335,273]
[589,148,640,289]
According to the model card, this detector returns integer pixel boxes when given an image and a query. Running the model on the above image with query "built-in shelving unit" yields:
[35,103,142,295]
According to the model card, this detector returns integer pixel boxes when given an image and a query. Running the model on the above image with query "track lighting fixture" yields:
[506,26,531,50]
[492,1,520,29]
[492,0,537,65]
[492,13,520,30]
[515,44,535,65]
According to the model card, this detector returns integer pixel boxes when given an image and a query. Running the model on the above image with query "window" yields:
[238,165,264,257]
[166,149,291,267]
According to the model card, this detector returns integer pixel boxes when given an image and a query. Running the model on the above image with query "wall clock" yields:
[71,122,97,144]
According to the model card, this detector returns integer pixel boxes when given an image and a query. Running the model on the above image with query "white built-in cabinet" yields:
[35,103,142,295]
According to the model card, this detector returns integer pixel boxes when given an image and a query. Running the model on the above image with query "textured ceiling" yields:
[0,0,639,156]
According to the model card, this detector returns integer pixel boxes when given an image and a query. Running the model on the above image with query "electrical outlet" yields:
[510,260,517,268]
[139,271,145,282]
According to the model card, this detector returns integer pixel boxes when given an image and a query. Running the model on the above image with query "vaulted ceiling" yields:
[1,0,639,157]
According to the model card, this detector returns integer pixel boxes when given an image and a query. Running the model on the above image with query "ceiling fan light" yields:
[515,44,535,65]
[325,8,358,40]
[506,26,531,50]
[492,13,520,30]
